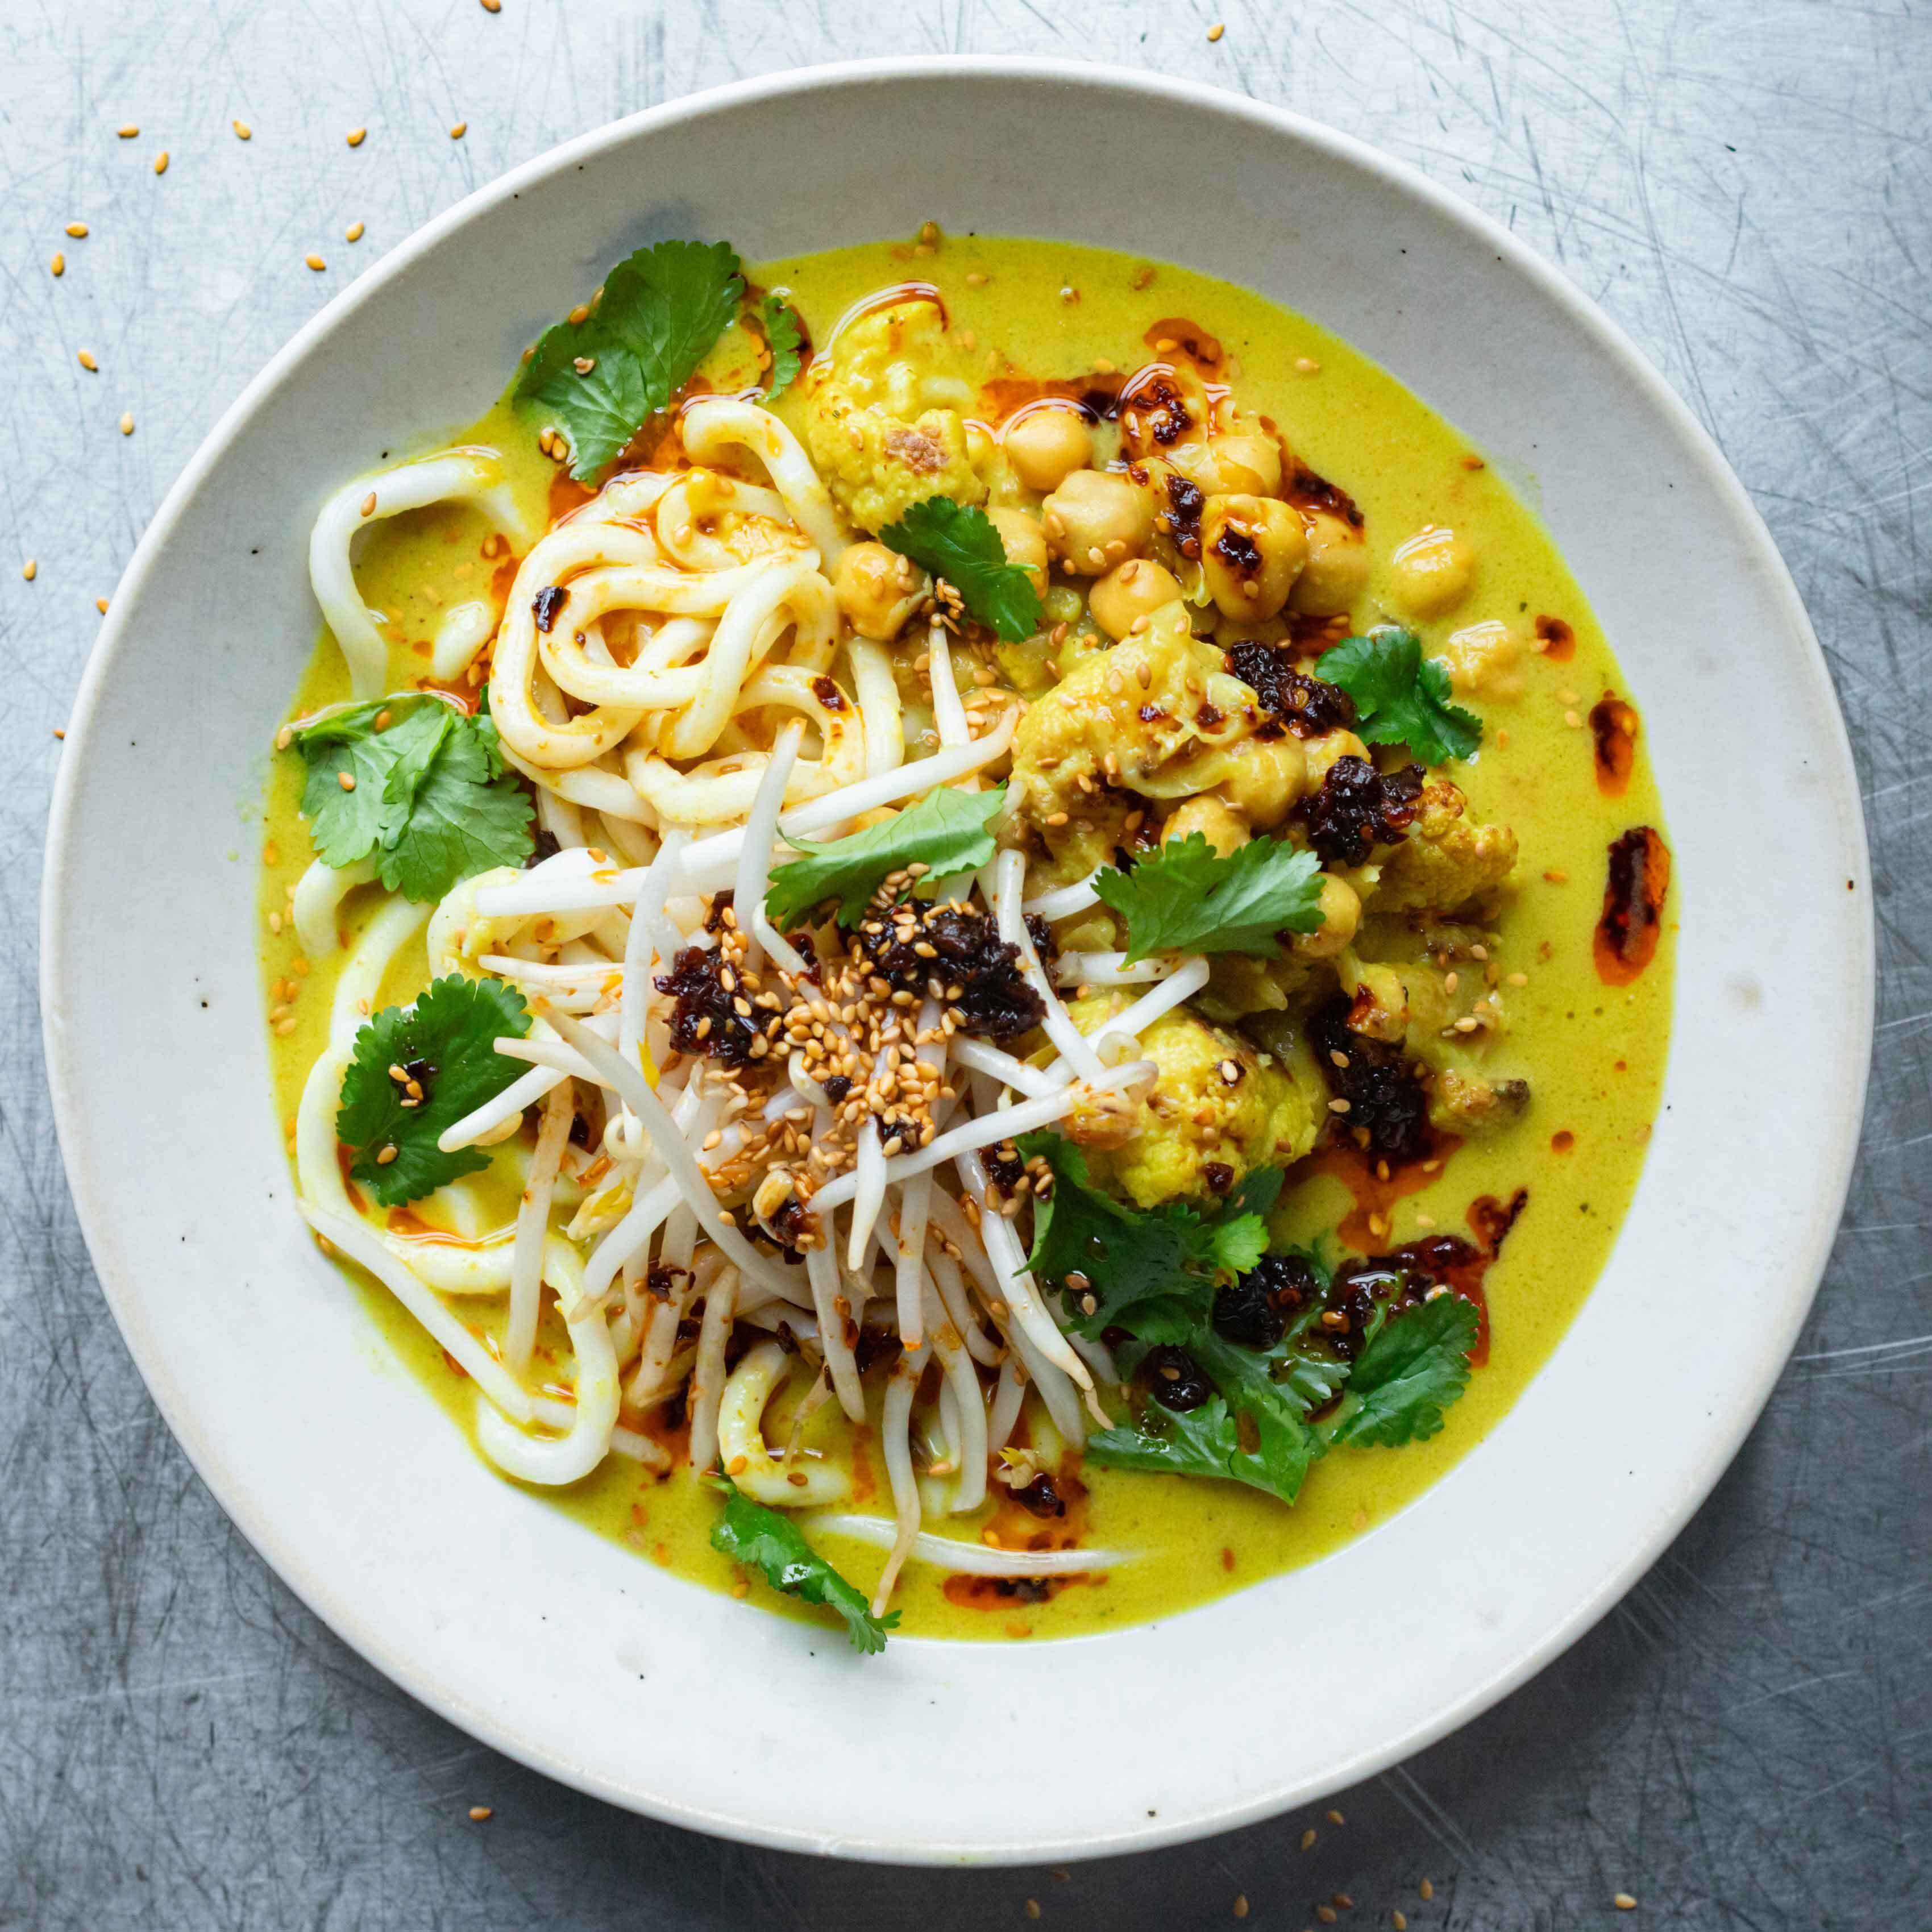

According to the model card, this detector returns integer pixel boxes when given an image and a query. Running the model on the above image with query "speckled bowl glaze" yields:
[41,60,1871,1863]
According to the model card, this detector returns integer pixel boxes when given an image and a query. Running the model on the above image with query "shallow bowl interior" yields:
[42,59,1871,1863]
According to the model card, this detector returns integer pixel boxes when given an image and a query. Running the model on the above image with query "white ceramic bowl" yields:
[41,59,1871,1863]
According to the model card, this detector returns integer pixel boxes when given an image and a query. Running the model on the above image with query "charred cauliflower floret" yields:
[1430,1066,1531,1137]
[804,300,983,534]
[1063,996,1320,1207]
[1010,603,1308,835]
[1369,780,1517,912]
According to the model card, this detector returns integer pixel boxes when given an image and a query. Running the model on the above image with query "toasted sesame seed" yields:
[1543,868,1569,885]
[1418,1880,1433,1901]
[305,252,326,271]
[1614,1896,1636,1913]
[50,252,64,276]
[360,492,377,517]
[375,1144,397,1165]
[22,560,36,582]
[1024,1904,1040,1922]
[152,150,169,174]
[468,1804,493,1822]
[450,121,468,139]
[119,412,134,436]
[117,124,139,139]
[346,127,366,147]
[77,350,97,371]
[1207,20,1225,39]
[52,727,64,741]
[1295,356,1322,374]
[94,596,109,614]
[1231,1897,1247,1919]
[1333,1894,1354,1909]
[1316,1910,1337,1926]
[65,222,89,238]
[1301,1830,1318,1850]
[1328,1097,1351,1114]
[481,0,501,9]
[343,221,365,244]
[232,119,252,139]
[338,771,356,791]
[1392,1916,1407,1930]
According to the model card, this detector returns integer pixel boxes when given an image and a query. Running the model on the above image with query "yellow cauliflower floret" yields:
[1065,997,1321,1207]
[1370,780,1517,912]
[804,301,984,534]
[1011,602,1307,833]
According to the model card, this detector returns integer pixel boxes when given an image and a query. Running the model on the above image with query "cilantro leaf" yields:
[709,1480,898,1654]
[879,496,1042,642]
[1326,1293,1479,1448]
[1019,1133,1274,1337]
[765,785,1006,931]
[1315,626,1482,765]
[289,696,534,902]
[516,239,744,481]
[1093,832,1327,962]
[758,291,804,398]
[336,975,532,1207]
[1087,1383,1316,1506]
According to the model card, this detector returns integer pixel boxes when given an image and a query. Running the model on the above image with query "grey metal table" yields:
[3,5,1925,1926]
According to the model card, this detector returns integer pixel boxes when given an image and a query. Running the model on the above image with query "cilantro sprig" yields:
[710,1480,898,1654]
[758,290,805,398]
[290,695,534,901]
[1316,626,1481,765]
[1016,1133,1482,1500]
[1020,1133,1275,1342]
[336,975,531,1207]
[765,785,1006,931]
[1327,1292,1478,1447]
[879,496,1042,642]
[1093,832,1327,962]
[515,239,745,480]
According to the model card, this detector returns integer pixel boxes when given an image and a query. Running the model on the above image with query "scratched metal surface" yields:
[1,3,1925,1926]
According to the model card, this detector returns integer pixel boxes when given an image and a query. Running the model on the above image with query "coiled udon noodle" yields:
[293,397,1166,1612]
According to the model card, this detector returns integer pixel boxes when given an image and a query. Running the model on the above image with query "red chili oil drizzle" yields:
[942,1461,1094,1610]
[1309,1139,1461,1252]
[1282,462,1365,530]
[1328,1188,1527,1369]
[1590,692,1639,796]
[410,675,480,713]
[546,468,599,525]
[1142,315,1225,371]
[1595,826,1672,986]
[1534,614,1576,662]
[979,371,1127,427]
[335,1141,365,1214]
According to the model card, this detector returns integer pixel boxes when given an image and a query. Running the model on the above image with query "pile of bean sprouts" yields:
[288,400,1207,1613]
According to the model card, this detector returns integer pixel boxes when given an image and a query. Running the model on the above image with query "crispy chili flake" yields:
[1310,995,1433,1165]
[982,1140,1026,1195]
[1282,460,1364,529]
[821,1073,852,1104]
[1590,691,1638,796]
[1595,826,1671,985]
[860,903,1044,1042]
[1302,755,1425,866]
[654,945,768,1066]
[852,1326,904,1376]
[1223,642,1358,737]
[1161,470,1204,557]
[1012,1471,1069,1517]
[525,826,562,867]
[532,584,567,631]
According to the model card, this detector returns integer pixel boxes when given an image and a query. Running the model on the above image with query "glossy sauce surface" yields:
[259,236,1673,1642]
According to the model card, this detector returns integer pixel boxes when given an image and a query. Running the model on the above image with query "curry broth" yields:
[258,236,1671,1642]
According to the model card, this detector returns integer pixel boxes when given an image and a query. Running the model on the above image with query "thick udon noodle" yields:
[293,397,1169,1611]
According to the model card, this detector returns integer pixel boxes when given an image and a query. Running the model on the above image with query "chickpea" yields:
[1161,794,1249,858]
[1440,618,1523,697]
[1301,728,1369,790]
[1292,874,1362,959]
[1089,557,1184,640]
[1206,430,1283,497]
[1041,468,1155,575]
[1290,510,1371,616]
[1200,493,1307,620]
[830,541,924,642]
[985,506,1048,593]
[1004,405,1093,493]
[1390,524,1476,617]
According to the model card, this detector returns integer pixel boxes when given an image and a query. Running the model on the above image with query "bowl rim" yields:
[41,53,1873,1863]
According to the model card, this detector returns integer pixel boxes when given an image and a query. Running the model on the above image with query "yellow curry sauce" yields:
[258,236,1672,1641]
